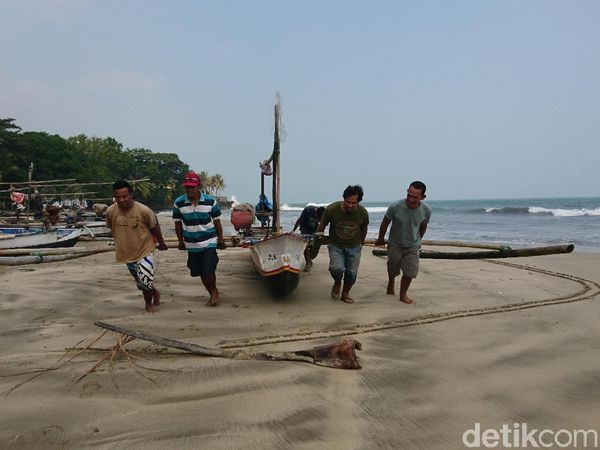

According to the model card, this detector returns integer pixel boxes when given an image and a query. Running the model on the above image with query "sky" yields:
[1,0,599,203]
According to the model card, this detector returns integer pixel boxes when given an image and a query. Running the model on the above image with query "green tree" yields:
[0,118,23,181]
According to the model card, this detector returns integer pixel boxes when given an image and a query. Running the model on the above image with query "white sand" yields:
[1,221,599,449]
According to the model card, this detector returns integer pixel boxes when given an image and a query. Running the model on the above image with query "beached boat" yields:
[0,229,82,250]
[230,203,255,232]
[249,233,307,296]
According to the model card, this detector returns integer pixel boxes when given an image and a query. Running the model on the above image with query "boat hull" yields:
[0,229,81,250]
[249,233,307,296]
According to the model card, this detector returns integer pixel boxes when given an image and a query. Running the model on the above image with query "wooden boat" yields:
[249,233,307,296]
[230,203,255,232]
[0,228,82,250]
[0,226,75,238]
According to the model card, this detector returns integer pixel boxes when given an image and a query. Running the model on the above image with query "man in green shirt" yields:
[316,185,369,304]
[376,181,431,304]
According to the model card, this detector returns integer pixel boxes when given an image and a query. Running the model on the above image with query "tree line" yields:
[0,118,226,209]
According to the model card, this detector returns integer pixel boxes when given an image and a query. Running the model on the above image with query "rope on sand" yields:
[217,260,600,348]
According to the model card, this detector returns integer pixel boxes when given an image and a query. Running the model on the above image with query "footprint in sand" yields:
[79,380,102,398]
[42,425,65,444]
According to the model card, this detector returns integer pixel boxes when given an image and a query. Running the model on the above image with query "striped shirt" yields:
[173,193,221,252]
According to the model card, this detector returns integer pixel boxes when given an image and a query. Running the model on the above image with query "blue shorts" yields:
[327,244,362,284]
[187,248,219,277]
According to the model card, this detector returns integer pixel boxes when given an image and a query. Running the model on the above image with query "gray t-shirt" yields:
[385,200,431,248]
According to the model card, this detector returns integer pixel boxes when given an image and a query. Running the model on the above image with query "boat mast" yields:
[25,163,33,227]
[272,93,281,233]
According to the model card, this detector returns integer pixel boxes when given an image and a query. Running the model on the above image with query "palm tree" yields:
[199,171,211,194]
[211,174,226,196]
[130,178,153,199]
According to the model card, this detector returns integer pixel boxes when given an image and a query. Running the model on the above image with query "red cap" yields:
[182,171,201,187]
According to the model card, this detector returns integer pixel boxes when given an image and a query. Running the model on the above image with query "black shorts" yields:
[187,248,219,277]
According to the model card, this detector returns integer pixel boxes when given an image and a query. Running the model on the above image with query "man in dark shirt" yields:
[293,205,325,271]
[316,185,369,303]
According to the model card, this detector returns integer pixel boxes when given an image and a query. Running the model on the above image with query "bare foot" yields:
[152,289,161,306]
[145,304,157,313]
[206,290,220,307]
[400,296,414,304]
[331,285,341,299]
[386,285,395,295]
[341,295,355,304]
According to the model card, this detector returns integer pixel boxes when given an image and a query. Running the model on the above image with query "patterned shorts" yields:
[126,254,155,291]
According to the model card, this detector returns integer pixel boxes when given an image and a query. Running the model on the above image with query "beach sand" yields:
[1,218,599,449]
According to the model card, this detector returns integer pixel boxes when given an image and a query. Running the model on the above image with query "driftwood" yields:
[372,244,575,259]
[95,321,362,370]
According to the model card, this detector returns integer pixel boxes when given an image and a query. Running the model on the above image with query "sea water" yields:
[257,197,600,251]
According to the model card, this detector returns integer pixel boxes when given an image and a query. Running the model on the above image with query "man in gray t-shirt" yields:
[376,181,431,304]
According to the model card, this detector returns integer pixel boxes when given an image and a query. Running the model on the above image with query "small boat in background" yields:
[230,203,255,232]
[249,233,307,296]
[0,229,82,250]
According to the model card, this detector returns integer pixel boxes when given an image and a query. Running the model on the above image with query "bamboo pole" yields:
[0,252,102,266]
[0,178,77,186]
[371,244,575,259]
[361,238,507,251]
[0,247,114,256]
[0,178,148,187]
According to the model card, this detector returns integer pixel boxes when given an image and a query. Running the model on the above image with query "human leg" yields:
[340,246,362,303]
[201,274,220,306]
[399,275,414,304]
[386,243,402,296]
[188,249,220,306]
[127,255,158,312]
[327,245,345,299]
[399,247,420,304]
[303,247,312,271]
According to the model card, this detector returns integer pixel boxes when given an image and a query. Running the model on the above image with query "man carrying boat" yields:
[292,205,325,271]
[316,185,369,304]
[173,171,226,307]
[375,181,431,304]
[106,180,168,313]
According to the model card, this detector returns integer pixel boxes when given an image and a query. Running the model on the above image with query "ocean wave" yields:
[482,206,600,217]
[483,206,531,214]
[529,206,600,217]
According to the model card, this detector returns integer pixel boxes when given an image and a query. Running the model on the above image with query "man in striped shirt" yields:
[173,171,226,306]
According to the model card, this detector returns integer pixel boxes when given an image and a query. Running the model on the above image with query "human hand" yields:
[217,241,227,250]
[178,241,186,251]
[157,242,169,251]
[375,238,386,247]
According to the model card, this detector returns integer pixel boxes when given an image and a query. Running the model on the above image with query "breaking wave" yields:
[484,206,600,217]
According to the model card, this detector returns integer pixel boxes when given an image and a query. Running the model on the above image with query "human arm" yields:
[214,219,226,250]
[315,218,327,234]
[419,222,428,239]
[292,216,302,232]
[151,222,168,251]
[174,221,186,250]
[375,217,391,246]
[361,222,369,246]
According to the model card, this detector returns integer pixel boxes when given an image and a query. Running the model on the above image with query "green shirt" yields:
[385,200,431,248]
[322,201,369,248]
